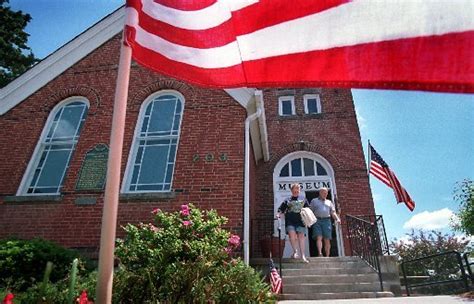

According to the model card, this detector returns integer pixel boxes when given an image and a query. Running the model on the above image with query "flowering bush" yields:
[114,204,274,303]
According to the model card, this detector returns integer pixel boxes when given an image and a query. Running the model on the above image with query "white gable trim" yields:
[0,7,126,115]
[0,5,257,116]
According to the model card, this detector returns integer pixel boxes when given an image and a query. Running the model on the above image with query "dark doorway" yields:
[305,190,338,257]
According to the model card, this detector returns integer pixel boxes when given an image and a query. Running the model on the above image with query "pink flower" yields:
[151,208,161,215]
[183,220,192,227]
[180,204,190,216]
[228,234,240,248]
[149,224,159,232]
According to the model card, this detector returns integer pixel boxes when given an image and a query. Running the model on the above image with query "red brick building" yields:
[0,8,374,259]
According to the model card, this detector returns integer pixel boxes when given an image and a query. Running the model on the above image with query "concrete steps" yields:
[279,291,394,300]
[277,256,395,300]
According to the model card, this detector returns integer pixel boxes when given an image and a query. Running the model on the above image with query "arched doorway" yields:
[273,151,344,257]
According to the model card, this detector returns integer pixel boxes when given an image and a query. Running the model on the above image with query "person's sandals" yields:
[291,252,299,259]
[302,256,309,263]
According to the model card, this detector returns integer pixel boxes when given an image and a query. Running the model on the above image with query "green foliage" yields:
[391,230,471,262]
[452,179,474,235]
[114,204,274,303]
[0,238,92,292]
[0,270,96,304]
[0,0,38,87]
[0,271,97,304]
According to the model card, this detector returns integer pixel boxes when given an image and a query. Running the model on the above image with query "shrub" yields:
[0,238,92,292]
[0,271,97,304]
[113,204,274,303]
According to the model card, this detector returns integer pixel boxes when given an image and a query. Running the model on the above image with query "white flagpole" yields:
[95,37,132,303]
[367,139,371,176]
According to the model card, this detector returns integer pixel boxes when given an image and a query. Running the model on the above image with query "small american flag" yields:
[269,259,282,294]
[369,143,415,212]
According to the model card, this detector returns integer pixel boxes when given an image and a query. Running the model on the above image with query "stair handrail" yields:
[272,217,283,283]
[346,214,386,291]
[462,252,474,285]
[401,250,470,296]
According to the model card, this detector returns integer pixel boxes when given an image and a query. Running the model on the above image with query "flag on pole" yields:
[269,258,282,294]
[124,0,474,93]
[369,143,415,211]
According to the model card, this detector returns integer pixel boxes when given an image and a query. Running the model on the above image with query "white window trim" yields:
[272,151,344,257]
[303,94,321,114]
[280,157,328,178]
[278,96,295,116]
[121,90,185,194]
[17,97,90,196]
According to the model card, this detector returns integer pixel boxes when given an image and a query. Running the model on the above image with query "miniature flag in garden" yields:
[269,259,282,294]
[369,143,415,211]
[77,290,94,304]
[2,293,14,304]
[124,0,474,93]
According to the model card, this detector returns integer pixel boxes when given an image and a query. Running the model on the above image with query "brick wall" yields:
[0,35,374,258]
[253,88,374,256]
[0,35,247,254]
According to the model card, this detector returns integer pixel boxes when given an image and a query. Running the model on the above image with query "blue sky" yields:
[9,1,474,242]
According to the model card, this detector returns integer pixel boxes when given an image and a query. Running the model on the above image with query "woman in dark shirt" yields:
[276,183,309,263]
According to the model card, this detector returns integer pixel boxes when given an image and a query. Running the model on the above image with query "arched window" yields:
[124,91,184,192]
[20,98,89,194]
[279,157,328,177]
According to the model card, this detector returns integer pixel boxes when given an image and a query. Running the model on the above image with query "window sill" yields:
[119,192,177,202]
[3,195,63,204]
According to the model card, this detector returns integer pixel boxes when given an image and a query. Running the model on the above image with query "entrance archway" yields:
[273,151,344,257]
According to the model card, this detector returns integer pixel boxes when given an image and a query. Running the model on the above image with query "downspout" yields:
[244,107,262,265]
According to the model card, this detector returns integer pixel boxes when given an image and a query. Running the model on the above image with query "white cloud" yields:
[454,234,473,245]
[393,235,414,245]
[403,208,457,230]
[355,111,367,130]
[372,193,382,203]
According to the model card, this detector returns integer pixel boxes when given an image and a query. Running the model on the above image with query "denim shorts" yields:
[286,225,307,235]
[312,218,332,240]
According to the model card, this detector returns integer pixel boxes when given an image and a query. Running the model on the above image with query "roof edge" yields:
[0,7,126,115]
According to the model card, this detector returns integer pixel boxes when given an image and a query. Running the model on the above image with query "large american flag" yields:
[369,144,415,211]
[124,0,474,93]
[269,259,282,294]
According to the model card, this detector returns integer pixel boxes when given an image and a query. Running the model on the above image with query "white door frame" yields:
[273,151,344,257]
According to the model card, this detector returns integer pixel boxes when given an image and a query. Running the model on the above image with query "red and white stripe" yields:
[270,267,282,294]
[370,161,415,212]
[386,169,416,211]
[125,0,474,92]
[369,160,392,188]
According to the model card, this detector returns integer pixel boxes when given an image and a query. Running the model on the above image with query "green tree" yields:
[0,0,38,88]
[391,230,470,263]
[452,179,474,235]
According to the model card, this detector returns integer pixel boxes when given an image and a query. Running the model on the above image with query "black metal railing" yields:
[356,215,390,255]
[346,214,388,291]
[463,252,474,285]
[273,218,283,286]
[401,251,470,296]
[251,216,284,292]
